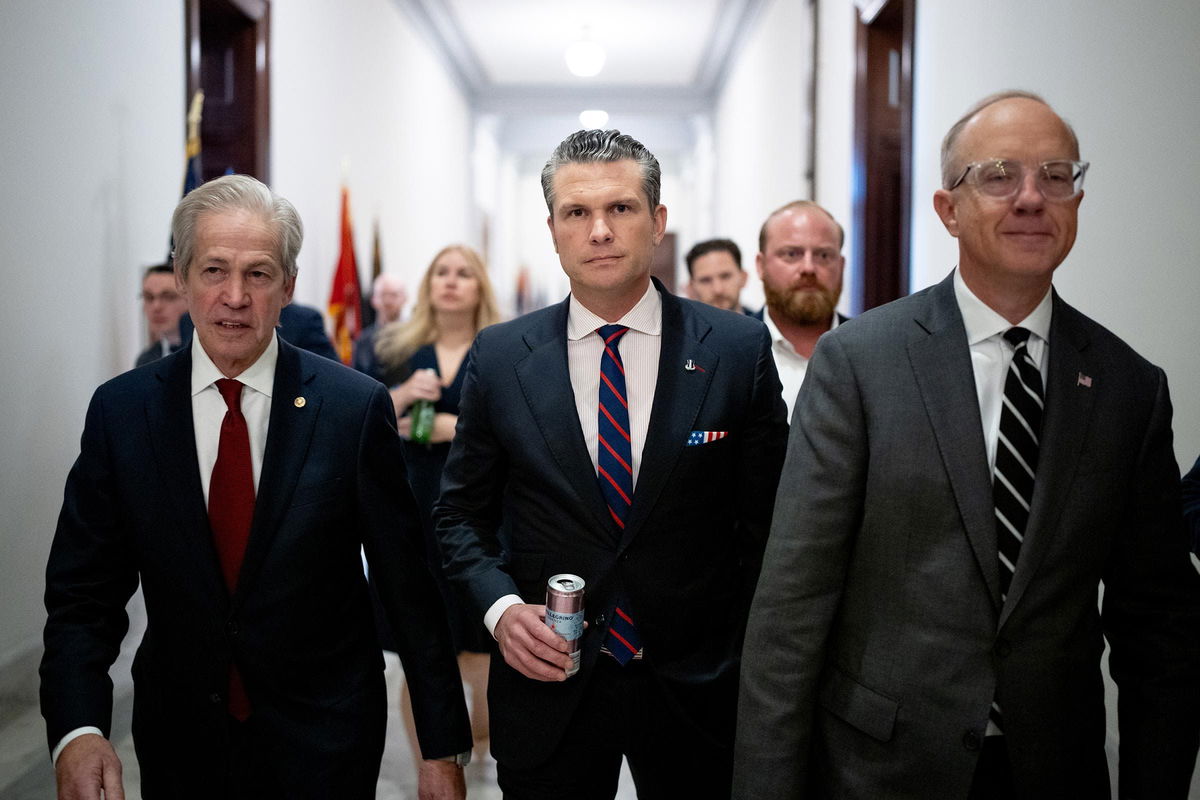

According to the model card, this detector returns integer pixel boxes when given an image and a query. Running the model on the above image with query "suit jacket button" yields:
[209,692,223,705]
[962,730,981,751]
[226,621,239,637]
[594,614,606,629]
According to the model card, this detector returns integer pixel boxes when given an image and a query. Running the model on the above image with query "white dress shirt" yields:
[953,268,1052,472]
[52,334,279,764]
[483,283,663,636]
[762,308,839,422]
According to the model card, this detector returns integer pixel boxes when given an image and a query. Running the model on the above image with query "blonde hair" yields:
[375,244,501,370]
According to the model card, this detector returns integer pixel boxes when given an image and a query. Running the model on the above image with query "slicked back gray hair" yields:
[540,129,662,214]
[940,90,1081,189]
[171,174,304,280]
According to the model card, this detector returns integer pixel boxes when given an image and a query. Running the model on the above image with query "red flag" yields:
[327,187,362,364]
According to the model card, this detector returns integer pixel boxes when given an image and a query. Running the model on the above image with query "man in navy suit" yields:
[435,130,788,798]
[41,175,470,799]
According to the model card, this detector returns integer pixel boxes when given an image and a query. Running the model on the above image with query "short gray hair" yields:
[540,129,662,214]
[940,90,1081,189]
[171,174,303,280]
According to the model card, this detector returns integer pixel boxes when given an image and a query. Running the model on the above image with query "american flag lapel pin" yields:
[684,359,705,373]
[1076,372,1093,388]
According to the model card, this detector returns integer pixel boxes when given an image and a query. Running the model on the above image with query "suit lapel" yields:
[514,299,615,536]
[232,340,322,607]
[620,290,716,550]
[144,346,228,609]
[1000,295,1095,624]
[908,275,1002,611]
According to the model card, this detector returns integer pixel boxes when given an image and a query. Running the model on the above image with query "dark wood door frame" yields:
[185,0,271,182]
[850,0,914,313]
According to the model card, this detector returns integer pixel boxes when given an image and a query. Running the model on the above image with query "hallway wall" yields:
[272,0,475,307]
[0,0,185,678]
[711,0,816,313]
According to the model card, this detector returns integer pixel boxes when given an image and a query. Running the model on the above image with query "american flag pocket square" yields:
[687,430,729,446]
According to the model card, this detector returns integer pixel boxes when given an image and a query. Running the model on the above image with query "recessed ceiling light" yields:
[579,109,609,129]
[565,39,605,77]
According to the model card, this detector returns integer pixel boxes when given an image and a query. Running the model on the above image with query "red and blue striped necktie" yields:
[595,325,642,664]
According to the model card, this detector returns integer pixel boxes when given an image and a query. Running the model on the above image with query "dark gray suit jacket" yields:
[734,271,1200,799]
[435,281,788,769]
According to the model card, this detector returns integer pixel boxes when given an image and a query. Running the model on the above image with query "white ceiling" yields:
[397,0,765,154]
[445,0,722,86]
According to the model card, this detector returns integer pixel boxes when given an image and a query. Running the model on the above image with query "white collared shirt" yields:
[566,282,662,487]
[483,282,663,637]
[191,332,278,503]
[953,268,1052,472]
[762,309,839,422]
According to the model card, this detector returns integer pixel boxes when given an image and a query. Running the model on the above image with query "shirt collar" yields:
[191,330,279,398]
[761,306,839,355]
[567,281,662,341]
[953,267,1052,346]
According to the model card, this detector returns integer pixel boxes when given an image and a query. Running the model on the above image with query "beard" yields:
[763,279,840,326]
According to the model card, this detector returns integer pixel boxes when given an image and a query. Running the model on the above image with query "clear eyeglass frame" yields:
[949,159,1089,201]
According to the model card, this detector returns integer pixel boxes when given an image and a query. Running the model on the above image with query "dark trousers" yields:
[968,736,1014,800]
[139,714,285,799]
[497,656,733,800]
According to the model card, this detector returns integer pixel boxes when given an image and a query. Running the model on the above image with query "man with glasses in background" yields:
[735,91,1200,799]
[136,263,189,366]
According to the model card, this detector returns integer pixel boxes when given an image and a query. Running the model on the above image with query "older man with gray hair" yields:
[436,129,787,798]
[41,174,470,799]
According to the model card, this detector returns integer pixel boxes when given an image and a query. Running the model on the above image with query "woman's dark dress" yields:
[375,344,490,654]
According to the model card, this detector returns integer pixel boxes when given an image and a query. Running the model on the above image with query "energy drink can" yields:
[545,573,585,677]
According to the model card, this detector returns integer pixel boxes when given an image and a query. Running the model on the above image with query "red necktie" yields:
[210,378,255,720]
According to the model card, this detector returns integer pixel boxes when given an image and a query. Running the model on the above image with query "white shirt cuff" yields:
[52,726,104,764]
[483,594,524,638]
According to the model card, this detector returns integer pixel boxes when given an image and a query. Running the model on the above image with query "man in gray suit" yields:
[734,91,1200,798]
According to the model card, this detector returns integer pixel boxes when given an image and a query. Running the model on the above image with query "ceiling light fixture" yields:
[579,109,609,129]
[564,29,605,78]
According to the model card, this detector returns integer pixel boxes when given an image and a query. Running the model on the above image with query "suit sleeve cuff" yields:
[52,727,104,764]
[483,594,524,638]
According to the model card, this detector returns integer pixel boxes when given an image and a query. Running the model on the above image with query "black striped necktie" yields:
[990,326,1043,733]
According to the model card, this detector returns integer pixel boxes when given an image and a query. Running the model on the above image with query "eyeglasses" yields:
[141,291,182,304]
[949,159,1089,201]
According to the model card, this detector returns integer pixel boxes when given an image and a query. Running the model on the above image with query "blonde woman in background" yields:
[373,244,501,776]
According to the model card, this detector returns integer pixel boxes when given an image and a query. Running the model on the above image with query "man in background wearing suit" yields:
[436,130,788,798]
[41,175,470,799]
[753,201,849,420]
[135,263,188,366]
[734,92,1200,798]
[684,238,752,315]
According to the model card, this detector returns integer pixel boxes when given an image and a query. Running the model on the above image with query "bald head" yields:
[940,90,1080,189]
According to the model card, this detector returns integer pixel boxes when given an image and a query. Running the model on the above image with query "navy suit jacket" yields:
[41,338,470,796]
[435,281,789,769]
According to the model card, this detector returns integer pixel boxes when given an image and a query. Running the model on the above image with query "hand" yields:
[391,369,443,417]
[494,603,574,681]
[55,734,124,800]
[417,758,466,800]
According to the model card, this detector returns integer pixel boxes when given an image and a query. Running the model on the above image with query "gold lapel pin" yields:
[294,396,306,408]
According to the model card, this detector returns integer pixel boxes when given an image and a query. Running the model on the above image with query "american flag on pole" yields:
[686,430,729,446]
